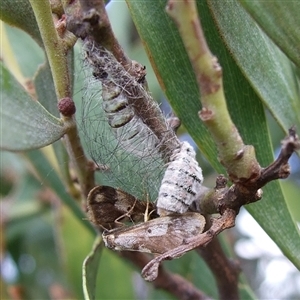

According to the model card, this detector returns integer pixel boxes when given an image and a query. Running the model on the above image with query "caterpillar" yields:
[82,39,203,214]
[84,40,162,158]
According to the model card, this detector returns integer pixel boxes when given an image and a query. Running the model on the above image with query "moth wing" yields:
[103,212,206,254]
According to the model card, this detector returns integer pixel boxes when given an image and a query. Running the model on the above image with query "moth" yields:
[157,141,203,215]
[103,212,206,254]
[87,185,158,230]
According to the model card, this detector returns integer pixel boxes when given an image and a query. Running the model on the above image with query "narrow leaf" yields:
[239,0,300,69]
[1,0,43,48]
[0,62,66,151]
[83,237,103,300]
[208,0,300,135]
[34,62,59,118]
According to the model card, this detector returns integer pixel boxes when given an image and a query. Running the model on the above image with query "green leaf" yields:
[208,0,300,136]
[281,180,300,222]
[83,237,103,300]
[0,62,66,151]
[34,62,59,117]
[60,206,96,299]
[239,0,300,69]
[127,0,300,282]
[1,0,43,48]
[4,24,45,78]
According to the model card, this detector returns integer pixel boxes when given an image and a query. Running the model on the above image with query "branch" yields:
[258,126,300,186]
[65,0,132,71]
[120,251,212,300]
[29,0,74,99]
[166,0,261,183]
[197,225,240,300]
[217,127,299,213]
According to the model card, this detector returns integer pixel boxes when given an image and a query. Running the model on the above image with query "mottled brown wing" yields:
[87,185,158,230]
[102,212,206,254]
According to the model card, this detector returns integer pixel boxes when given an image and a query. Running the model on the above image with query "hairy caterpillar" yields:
[82,39,203,214]
[81,40,168,200]
[84,40,168,158]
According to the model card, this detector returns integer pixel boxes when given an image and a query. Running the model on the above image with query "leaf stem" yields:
[29,0,95,198]
[29,0,72,99]
[166,0,261,182]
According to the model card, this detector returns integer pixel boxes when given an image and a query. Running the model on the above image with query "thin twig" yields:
[65,0,132,71]
[29,0,73,99]
[197,228,240,300]
[258,126,300,186]
[120,251,212,300]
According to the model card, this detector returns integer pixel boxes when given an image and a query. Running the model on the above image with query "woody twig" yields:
[120,251,212,300]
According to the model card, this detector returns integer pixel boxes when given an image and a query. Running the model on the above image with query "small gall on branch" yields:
[58,97,76,117]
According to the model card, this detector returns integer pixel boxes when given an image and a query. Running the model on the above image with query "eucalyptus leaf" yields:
[1,62,66,151]
[208,0,300,135]
[1,0,43,48]
[239,0,300,69]
[4,24,45,79]
[52,139,72,188]
[127,0,300,277]
[34,62,59,117]
[83,237,103,300]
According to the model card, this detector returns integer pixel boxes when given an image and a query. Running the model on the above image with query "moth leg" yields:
[114,198,138,225]
[143,194,157,222]
[143,199,150,222]
[147,209,157,220]
[113,219,128,227]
